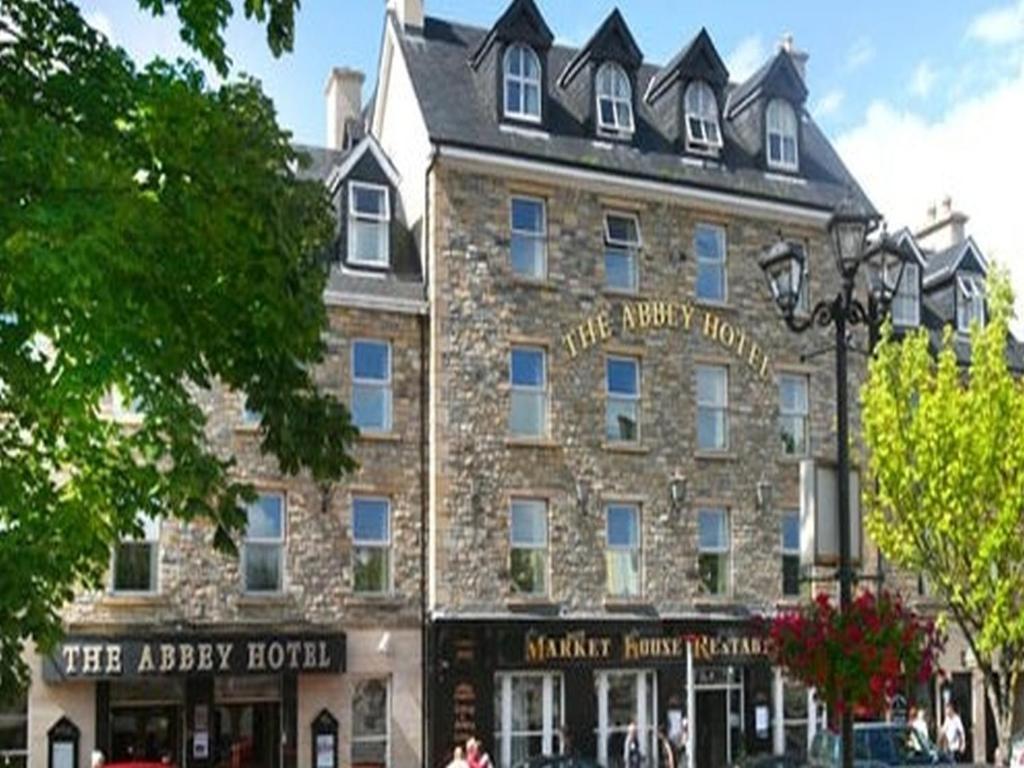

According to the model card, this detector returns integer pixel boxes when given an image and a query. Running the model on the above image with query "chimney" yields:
[915,196,968,252]
[325,67,365,151]
[779,33,809,81]
[387,0,424,31]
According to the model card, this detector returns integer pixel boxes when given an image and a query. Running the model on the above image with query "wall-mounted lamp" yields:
[756,477,773,512]
[575,479,591,514]
[669,474,688,511]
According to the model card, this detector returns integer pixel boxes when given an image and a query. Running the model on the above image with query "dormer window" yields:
[596,62,634,136]
[957,274,985,332]
[766,98,798,171]
[504,44,542,122]
[891,262,920,327]
[684,80,722,154]
[348,181,390,267]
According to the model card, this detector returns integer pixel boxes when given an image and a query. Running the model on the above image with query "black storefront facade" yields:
[42,630,346,768]
[428,617,821,768]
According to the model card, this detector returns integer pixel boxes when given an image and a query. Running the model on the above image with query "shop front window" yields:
[213,676,281,768]
[783,679,810,760]
[494,673,563,768]
[352,679,389,768]
[594,670,657,768]
[109,679,184,766]
[0,694,27,768]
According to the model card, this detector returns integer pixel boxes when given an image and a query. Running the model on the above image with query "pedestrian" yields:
[624,721,643,768]
[447,746,470,768]
[90,751,105,768]
[941,702,966,761]
[911,705,930,745]
[467,737,493,768]
[657,726,676,768]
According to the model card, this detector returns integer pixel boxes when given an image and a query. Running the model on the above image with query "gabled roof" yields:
[645,28,729,105]
[469,0,553,70]
[325,133,401,194]
[894,227,928,268]
[923,236,988,287]
[726,50,809,118]
[557,9,643,89]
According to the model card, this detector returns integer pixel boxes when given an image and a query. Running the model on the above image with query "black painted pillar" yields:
[185,675,214,768]
[94,681,110,760]
[282,673,298,768]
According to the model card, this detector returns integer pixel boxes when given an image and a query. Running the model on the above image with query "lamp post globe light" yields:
[759,200,910,768]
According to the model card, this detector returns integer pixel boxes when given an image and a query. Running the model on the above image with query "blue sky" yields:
[81,0,1024,301]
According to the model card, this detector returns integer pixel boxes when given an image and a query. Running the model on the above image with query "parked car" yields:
[730,754,804,768]
[1011,727,1024,768]
[512,758,601,768]
[808,723,954,767]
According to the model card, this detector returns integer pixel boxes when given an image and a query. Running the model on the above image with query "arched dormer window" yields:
[596,62,634,135]
[766,98,799,171]
[684,80,722,154]
[504,44,542,122]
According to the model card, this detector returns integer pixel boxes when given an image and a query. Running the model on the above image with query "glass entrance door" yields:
[594,670,657,767]
[110,706,181,765]
[212,703,280,768]
[694,667,743,768]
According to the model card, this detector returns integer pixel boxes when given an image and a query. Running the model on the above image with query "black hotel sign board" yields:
[43,633,346,681]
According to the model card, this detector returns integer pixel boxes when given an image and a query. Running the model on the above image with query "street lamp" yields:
[759,203,909,768]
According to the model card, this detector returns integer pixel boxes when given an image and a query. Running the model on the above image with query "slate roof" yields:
[922,238,986,287]
[294,143,350,183]
[399,16,875,215]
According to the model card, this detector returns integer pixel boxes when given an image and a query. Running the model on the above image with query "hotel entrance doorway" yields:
[694,667,743,768]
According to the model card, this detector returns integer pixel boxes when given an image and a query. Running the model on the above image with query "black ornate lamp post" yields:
[759,200,910,768]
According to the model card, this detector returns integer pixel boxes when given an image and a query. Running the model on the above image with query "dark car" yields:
[512,758,601,768]
[808,723,954,767]
[730,754,804,768]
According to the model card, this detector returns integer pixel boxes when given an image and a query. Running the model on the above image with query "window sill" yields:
[602,286,641,299]
[602,441,648,454]
[694,299,735,312]
[358,432,402,444]
[237,593,293,607]
[603,597,655,613]
[776,453,809,464]
[506,437,560,449]
[100,593,168,608]
[505,596,558,610]
[347,593,404,607]
[694,451,736,462]
[509,276,558,292]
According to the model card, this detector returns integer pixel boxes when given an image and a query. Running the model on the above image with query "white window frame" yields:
[351,339,393,434]
[347,181,391,267]
[503,44,543,123]
[595,62,635,136]
[352,496,392,595]
[605,355,641,444]
[509,346,548,438]
[957,274,985,332]
[242,491,286,594]
[684,80,723,153]
[779,373,809,456]
[781,511,801,597]
[766,99,799,171]
[351,677,391,768]
[495,672,564,768]
[697,507,731,596]
[111,514,160,595]
[694,223,728,303]
[605,502,641,598]
[595,670,658,767]
[891,262,920,327]
[509,497,549,597]
[603,211,642,293]
[509,196,548,279]
[696,364,729,452]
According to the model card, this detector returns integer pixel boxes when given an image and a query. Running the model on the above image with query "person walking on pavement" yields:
[941,702,966,762]
[624,721,643,768]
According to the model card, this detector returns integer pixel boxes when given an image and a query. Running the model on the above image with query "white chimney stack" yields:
[916,196,969,252]
[780,33,809,81]
[387,0,424,31]
[325,67,365,151]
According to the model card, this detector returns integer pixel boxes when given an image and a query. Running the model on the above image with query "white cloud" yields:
[836,60,1024,320]
[814,89,845,119]
[726,34,767,82]
[967,0,1024,45]
[846,36,876,70]
[83,10,114,41]
[910,61,937,98]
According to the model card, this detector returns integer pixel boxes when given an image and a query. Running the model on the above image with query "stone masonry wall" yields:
[63,304,424,632]
[430,162,868,615]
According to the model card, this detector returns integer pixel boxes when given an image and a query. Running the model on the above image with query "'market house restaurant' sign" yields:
[43,633,346,681]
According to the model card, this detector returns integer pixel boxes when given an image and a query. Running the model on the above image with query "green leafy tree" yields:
[862,272,1024,764]
[0,0,357,699]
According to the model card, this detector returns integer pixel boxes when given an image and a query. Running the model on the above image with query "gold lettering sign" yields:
[524,631,767,665]
[562,300,772,380]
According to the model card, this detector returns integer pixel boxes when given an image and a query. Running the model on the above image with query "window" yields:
[695,224,727,302]
[353,497,391,594]
[779,374,809,455]
[698,507,730,595]
[782,512,801,596]
[783,679,811,759]
[509,347,547,438]
[596,62,634,135]
[112,514,160,593]
[766,99,799,171]
[504,44,542,122]
[0,694,28,768]
[606,356,640,443]
[604,212,641,292]
[594,670,658,767]
[606,503,640,597]
[510,498,548,596]
[510,197,547,279]
[348,182,390,266]
[352,340,392,433]
[957,274,985,332]
[684,80,722,153]
[243,492,285,592]
[891,262,920,327]
[494,673,563,767]
[352,679,390,768]
[696,365,728,451]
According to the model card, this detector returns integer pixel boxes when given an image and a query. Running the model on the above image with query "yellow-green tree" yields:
[862,272,1024,764]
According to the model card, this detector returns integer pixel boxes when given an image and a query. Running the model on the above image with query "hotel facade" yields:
[6,1,1019,768]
